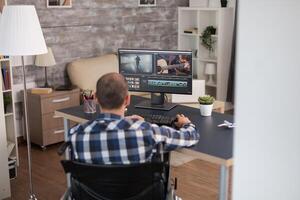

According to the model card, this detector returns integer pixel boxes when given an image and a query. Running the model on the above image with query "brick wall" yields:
[9,0,188,85]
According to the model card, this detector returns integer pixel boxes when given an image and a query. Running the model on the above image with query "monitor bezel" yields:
[118,48,193,95]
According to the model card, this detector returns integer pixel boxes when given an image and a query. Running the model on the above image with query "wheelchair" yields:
[58,142,180,200]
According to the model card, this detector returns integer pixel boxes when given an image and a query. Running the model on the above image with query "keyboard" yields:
[143,114,174,126]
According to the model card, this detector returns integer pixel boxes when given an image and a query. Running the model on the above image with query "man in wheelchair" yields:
[62,73,200,200]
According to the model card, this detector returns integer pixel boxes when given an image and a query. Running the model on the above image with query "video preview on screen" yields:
[118,49,193,94]
[120,54,153,74]
[156,54,192,76]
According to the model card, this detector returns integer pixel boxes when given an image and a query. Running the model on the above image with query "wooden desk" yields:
[55,96,234,200]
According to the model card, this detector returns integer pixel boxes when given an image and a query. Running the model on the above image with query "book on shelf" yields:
[1,62,11,90]
[31,87,53,94]
[0,55,9,60]
[1,70,5,91]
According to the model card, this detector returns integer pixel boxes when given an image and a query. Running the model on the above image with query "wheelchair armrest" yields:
[57,142,71,156]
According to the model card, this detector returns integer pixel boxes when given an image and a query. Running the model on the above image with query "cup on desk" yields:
[83,99,96,113]
[82,90,96,114]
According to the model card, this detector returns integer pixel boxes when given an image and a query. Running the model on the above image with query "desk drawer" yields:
[42,112,64,131]
[41,93,79,114]
[43,127,65,146]
[42,112,77,131]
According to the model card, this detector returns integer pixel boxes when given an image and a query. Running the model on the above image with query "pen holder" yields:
[83,99,96,114]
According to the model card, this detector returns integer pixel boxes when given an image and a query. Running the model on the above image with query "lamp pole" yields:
[22,56,37,200]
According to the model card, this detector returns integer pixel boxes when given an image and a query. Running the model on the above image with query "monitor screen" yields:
[118,49,193,95]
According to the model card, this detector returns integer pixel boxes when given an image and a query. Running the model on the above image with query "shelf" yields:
[4,113,13,117]
[0,58,10,62]
[181,33,218,38]
[179,6,234,101]
[181,33,199,36]
[2,89,12,93]
[199,58,218,63]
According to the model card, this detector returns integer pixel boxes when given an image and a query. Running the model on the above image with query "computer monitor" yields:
[118,49,193,110]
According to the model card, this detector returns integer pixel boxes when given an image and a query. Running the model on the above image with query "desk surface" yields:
[56,96,234,166]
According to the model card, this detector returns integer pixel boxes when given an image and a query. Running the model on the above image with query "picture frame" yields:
[138,0,156,7]
[47,0,72,8]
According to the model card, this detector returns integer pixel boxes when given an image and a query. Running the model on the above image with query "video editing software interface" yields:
[118,49,193,94]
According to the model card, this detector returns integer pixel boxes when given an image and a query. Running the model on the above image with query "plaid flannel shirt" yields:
[68,113,199,165]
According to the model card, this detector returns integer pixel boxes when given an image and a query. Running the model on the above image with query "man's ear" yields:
[124,94,131,107]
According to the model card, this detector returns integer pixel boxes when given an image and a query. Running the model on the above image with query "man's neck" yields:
[101,108,125,117]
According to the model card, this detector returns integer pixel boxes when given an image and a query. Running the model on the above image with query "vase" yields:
[199,104,213,116]
[220,0,228,7]
[208,50,215,59]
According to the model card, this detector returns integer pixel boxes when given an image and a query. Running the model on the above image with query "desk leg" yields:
[219,165,229,200]
[63,118,71,188]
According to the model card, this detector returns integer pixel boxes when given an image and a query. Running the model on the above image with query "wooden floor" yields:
[10,143,232,200]
[10,143,67,200]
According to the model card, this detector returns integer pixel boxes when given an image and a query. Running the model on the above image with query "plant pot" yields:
[220,0,228,7]
[199,104,213,116]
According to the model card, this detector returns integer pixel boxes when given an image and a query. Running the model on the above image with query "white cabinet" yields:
[0,56,19,198]
[0,60,11,199]
[178,7,234,101]
[0,58,19,164]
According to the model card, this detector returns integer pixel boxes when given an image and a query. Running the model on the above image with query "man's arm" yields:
[151,115,200,151]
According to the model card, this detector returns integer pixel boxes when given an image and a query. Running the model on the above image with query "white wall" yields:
[233,1,300,200]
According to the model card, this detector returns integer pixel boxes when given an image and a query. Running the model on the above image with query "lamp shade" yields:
[205,63,216,75]
[35,47,56,67]
[0,5,47,56]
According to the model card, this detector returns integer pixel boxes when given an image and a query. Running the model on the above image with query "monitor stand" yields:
[135,93,177,111]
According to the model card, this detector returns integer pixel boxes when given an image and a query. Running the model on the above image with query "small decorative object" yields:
[220,0,228,7]
[138,0,156,7]
[218,120,236,128]
[82,90,96,114]
[47,0,72,8]
[200,26,217,58]
[184,27,198,34]
[35,47,56,88]
[192,49,198,58]
[198,95,215,116]
[205,63,216,85]
[189,0,209,7]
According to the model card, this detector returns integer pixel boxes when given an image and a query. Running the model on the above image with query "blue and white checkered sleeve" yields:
[68,124,80,138]
[151,123,200,151]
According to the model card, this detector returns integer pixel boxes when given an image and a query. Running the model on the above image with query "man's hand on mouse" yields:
[175,114,191,128]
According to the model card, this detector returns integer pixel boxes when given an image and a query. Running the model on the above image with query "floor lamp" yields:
[0,6,47,200]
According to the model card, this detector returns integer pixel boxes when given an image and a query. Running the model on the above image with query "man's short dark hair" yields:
[96,73,128,109]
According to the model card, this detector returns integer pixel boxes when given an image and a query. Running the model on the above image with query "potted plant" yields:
[198,95,215,116]
[3,94,12,113]
[200,26,217,58]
